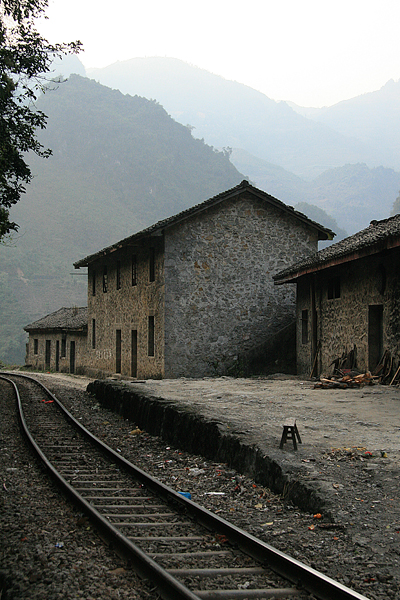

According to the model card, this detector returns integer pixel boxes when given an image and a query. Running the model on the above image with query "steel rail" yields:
[2,372,371,600]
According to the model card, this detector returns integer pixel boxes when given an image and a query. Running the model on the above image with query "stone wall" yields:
[84,237,165,379]
[295,247,400,376]
[164,192,318,377]
[25,331,87,374]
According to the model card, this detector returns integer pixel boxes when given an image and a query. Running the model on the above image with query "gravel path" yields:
[1,373,400,600]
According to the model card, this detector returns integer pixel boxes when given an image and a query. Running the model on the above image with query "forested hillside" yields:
[0,75,242,364]
[88,57,374,180]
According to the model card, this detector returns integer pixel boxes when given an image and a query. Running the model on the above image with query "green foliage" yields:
[0,0,81,239]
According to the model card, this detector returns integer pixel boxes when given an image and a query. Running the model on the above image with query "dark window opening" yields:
[55,341,60,372]
[116,329,122,374]
[376,264,386,295]
[116,260,121,290]
[103,265,108,293]
[327,276,340,299]
[34,339,38,354]
[92,270,96,296]
[132,255,137,286]
[61,336,66,358]
[368,305,383,371]
[149,248,155,282]
[92,318,96,349]
[148,316,155,357]
[301,309,309,344]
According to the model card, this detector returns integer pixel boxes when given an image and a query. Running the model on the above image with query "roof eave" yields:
[274,235,400,284]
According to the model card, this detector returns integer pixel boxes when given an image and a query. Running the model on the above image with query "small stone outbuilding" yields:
[274,215,400,377]
[24,307,88,374]
[74,180,332,379]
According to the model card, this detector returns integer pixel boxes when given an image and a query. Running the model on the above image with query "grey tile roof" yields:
[24,307,88,332]
[74,180,334,268]
[274,213,400,283]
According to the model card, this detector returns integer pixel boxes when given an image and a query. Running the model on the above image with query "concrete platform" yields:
[88,375,400,517]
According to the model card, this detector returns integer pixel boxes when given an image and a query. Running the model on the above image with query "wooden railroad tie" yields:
[279,419,302,451]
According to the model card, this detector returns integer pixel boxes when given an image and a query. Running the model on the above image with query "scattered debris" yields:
[314,372,376,389]
[178,491,192,499]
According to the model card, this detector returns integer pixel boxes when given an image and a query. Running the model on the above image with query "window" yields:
[149,247,155,282]
[301,310,309,344]
[61,336,66,358]
[92,318,96,349]
[34,339,38,354]
[103,265,108,293]
[132,254,137,286]
[92,270,96,296]
[327,276,340,299]
[116,260,121,290]
[148,316,155,356]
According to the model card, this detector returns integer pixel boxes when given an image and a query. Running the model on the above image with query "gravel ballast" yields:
[1,373,400,600]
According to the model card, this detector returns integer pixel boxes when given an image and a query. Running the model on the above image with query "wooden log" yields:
[389,364,400,386]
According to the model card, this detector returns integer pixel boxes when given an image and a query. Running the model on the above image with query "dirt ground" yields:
[128,374,400,461]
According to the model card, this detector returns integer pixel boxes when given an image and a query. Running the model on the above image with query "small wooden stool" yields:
[280,419,302,450]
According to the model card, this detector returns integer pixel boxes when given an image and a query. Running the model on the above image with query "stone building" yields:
[25,307,88,374]
[274,215,400,377]
[73,181,332,379]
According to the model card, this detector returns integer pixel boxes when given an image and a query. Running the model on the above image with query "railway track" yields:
[1,372,370,600]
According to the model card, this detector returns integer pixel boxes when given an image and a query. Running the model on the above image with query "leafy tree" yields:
[0,0,81,239]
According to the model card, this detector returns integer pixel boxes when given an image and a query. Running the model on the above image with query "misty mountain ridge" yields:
[288,78,400,171]
[84,57,400,179]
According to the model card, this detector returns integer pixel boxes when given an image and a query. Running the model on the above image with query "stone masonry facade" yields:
[295,248,400,376]
[74,182,331,379]
[84,236,165,379]
[163,192,320,377]
[274,215,400,378]
[25,307,88,374]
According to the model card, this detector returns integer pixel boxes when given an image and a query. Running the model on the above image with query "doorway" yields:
[55,340,60,372]
[131,330,138,378]
[70,341,76,374]
[116,330,122,374]
[368,305,383,371]
[45,340,51,369]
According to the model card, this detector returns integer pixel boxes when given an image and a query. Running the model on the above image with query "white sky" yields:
[39,0,400,107]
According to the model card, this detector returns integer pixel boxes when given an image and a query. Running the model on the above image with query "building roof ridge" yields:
[74,182,334,268]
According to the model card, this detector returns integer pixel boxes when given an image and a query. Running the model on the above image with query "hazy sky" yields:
[40,0,400,107]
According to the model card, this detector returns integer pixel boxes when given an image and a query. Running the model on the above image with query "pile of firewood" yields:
[318,346,400,387]
[314,371,376,389]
